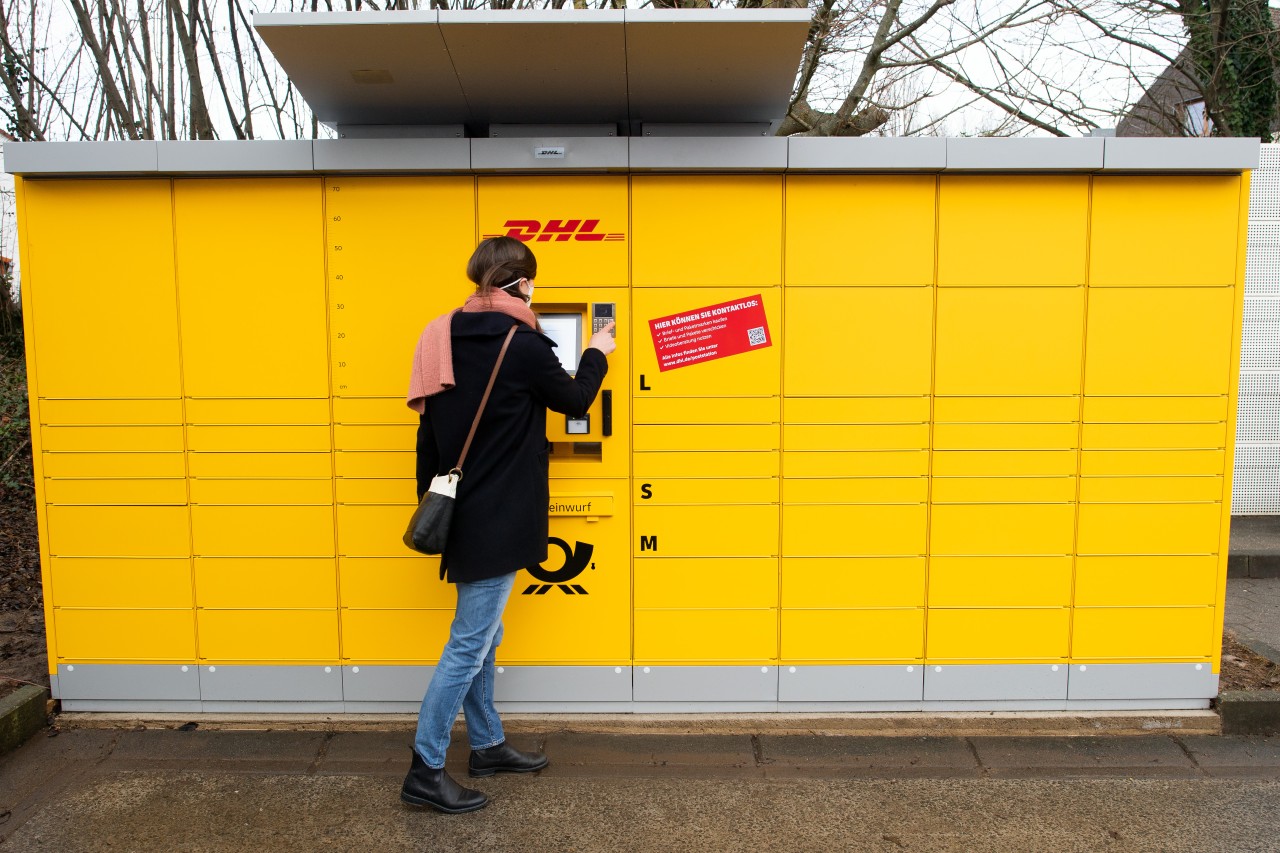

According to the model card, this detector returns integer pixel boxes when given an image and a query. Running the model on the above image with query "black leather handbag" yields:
[403,326,517,556]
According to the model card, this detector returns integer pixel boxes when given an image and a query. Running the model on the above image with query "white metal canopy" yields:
[253,9,811,133]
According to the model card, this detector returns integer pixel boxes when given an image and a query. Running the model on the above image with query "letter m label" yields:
[640,535,658,552]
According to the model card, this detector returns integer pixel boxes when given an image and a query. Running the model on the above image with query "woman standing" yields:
[401,236,615,813]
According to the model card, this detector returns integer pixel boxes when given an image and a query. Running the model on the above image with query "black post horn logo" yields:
[523,537,593,595]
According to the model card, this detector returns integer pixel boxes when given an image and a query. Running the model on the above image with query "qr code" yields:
[747,326,767,346]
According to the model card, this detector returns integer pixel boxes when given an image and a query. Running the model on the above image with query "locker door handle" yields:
[601,390,613,437]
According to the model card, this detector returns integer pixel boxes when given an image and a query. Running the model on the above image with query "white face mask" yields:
[502,278,532,304]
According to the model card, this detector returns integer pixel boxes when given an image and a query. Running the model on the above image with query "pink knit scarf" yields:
[406,290,539,414]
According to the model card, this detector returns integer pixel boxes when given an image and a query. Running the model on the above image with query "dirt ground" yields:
[0,484,46,702]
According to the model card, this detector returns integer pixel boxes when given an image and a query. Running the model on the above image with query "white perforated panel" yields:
[1238,144,1280,514]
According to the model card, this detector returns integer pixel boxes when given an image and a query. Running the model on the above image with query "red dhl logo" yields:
[483,219,625,243]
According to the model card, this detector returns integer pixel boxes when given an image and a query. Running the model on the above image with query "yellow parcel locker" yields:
[782,557,926,609]
[1090,176,1240,286]
[634,504,779,557]
[197,609,339,663]
[930,504,1075,556]
[934,287,1085,395]
[784,287,933,396]
[1074,555,1219,607]
[782,504,927,557]
[54,608,196,662]
[785,175,936,286]
[194,558,338,609]
[1071,606,1216,661]
[175,178,329,398]
[192,505,336,557]
[938,175,1089,286]
[23,179,182,398]
[634,557,777,609]
[477,176,628,286]
[1077,502,1221,555]
[926,608,1070,662]
[46,506,190,558]
[338,557,454,610]
[927,556,1072,608]
[1085,287,1235,396]
[634,609,777,664]
[632,175,781,286]
[50,558,193,609]
[341,608,454,663]
[781,608,924,662]
[327,177,477,397]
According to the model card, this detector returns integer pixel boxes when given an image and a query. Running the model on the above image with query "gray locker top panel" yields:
[945,137,1104,171]
[254,12,465,127]
[471,137,629,171]
[1104,137,1260,171]
[156,141,315,173]
[5,138,1261,176]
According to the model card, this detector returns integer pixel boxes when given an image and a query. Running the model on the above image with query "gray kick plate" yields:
[1066,663,1219,700]
[924,664,1068,701]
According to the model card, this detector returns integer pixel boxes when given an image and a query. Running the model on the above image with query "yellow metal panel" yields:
[633,505,779,557]
[632,287,781,396]
[1075,556,1218,607]
[927,556,1072,607]
[933,397,1080,423]
[197,610,339,662]
[192,506,336,557]
[1077,503,1221,555]
[785,175,936,286]
[186,425,331,453]
[782,504,927,557]
[50,558,193,608]
[782,558,926,608]
[337,504,420,556]
[782,477,928,504]
[784,450,929,478]
[175,179,328,397]
[334,451,416,479]
[634,558,778,609]
[926,608,1069,661]
[185,398,330,424]
[333,424,417,452]
[326,178,477,397]
[23,180,182,398]
[195,558,337,608]
[338,558,452,609]
[633,175,781,286]
[333,396,419,425]
[785,287,933,396]
[931,450,1077,477]
[784,397,931,424]
[784,423,929,451]
[478,176,628,286]
[634,609,777,663]
[633,424,779,452]
[341,609,453,662]
[1079,449,1225,477]
[781,608,924,662]
[933,422,1078,451]
[44,478,187,506]
[503,512,630,663]
[188,452,333,479]
[1082,422,1226,450]
[38,399,183,425]
[41,425,184,452]
[935,288,1085,395]
[939,176,1089,286]
[633,396,779,425]
[1071,607,1215,660]
[635,450,779,478]
[1079,476,1223,503]
[47,506,190,557]
[1085,288,1235,395]
[190,478,333,505]
[633,478,778,505]
[1083,396,1229,423]
[930,504,1075,555]
[930,477,1077,504]
[42,452,186,479]
[54,609,196,661]
[336,478,416,504]
[1091,176,1239,286]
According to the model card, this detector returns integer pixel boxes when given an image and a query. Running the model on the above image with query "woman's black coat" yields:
[416,311,608,584]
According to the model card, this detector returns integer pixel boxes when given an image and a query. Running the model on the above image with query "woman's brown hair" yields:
[466,236,537,296]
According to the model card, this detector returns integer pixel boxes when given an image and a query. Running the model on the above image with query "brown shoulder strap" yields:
[453,324,518,475]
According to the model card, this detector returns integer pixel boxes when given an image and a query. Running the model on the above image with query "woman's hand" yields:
[588,322,617,356]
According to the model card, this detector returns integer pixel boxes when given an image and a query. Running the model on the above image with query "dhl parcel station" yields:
[5,9,1260,714]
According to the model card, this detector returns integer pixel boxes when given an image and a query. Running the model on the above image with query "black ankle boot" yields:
[468,741,549,777]
[401,750,488,814]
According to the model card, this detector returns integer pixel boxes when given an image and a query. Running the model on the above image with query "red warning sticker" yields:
[648,295,773,372]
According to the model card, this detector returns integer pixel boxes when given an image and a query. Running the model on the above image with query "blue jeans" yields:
[413,572,516,768]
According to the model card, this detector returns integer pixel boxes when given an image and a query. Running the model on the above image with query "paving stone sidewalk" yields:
[1226,577,1280,664]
